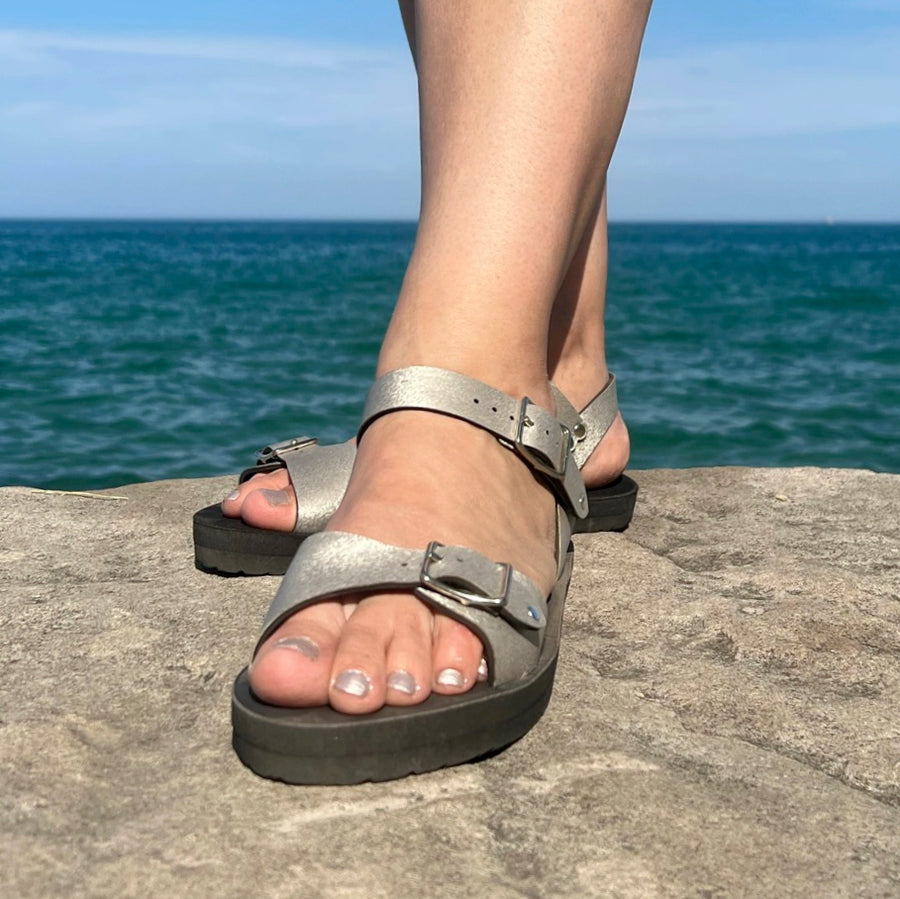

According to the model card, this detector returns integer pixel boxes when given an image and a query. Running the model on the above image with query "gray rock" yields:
[1,468,898,898]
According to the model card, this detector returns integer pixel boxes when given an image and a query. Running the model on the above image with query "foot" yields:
[246,375,624,714]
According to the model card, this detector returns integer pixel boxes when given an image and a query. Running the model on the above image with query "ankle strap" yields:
[552,374,620,469]
[360,366,588,519]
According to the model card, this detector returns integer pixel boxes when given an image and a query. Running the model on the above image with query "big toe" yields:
[221,468,293,518]
[249,604,345,706]
[238,484,298,531]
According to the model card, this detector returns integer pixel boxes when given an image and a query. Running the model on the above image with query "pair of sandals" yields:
[194,367,637,784]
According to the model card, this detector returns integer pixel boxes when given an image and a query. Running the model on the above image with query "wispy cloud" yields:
[0,28,420,216]
[830,0,900,12]
[0,29,417,140]
[0,28,397,70]
[0,25,897,218]
[626,29,900,139]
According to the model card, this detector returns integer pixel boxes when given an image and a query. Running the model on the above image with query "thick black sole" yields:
[193,504,300,576]
[571,473,638,535]
[195,474,638,577]
[231,551,572,784]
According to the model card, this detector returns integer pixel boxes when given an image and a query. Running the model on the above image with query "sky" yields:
[1,1,898,221]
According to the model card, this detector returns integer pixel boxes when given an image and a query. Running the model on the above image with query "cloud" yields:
[0,28,417,142]
[830,0,900,12]
[0,28,421,216]
[0,28,397,71]
[0,26,897,219]
[625,29,900,139]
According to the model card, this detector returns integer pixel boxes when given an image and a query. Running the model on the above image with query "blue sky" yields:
[1,1,898,220]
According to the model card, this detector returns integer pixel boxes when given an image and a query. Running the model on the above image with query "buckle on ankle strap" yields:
[514,398,571,478]
[256,436,318,465]
[420,541,512,610]
[513,398,588,519]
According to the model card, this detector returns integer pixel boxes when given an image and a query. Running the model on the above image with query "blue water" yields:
[1,220,897,490]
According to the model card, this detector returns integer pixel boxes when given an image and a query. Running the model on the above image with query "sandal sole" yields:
[231,549,573,784]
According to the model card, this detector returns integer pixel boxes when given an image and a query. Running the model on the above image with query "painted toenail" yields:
[224,489,241,502]
[477,658,488,681]
[333,669,372,698]
[270,636,320,661]
[386,670,418,696]
[260,488,290,506]
[436,668,465,688]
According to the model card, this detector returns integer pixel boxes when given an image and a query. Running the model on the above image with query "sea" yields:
[1,220,897,491]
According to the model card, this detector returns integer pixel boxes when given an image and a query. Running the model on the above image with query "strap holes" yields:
[491,406,497,412]
[473,397,480,404]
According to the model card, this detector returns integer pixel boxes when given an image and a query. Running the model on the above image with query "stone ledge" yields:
[1,468,898,897]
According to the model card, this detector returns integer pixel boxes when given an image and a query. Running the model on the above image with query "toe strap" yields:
[256,531,550,686]
[238,438,356,534]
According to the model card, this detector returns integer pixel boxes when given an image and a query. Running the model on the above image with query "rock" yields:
[1,468,899,897]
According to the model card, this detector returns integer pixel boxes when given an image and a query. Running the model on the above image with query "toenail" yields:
[224,489,241,503]
[260,488,290,506]
[270,636,320,661]
[387,670,418,696]
[477,658,488,681]
[333,669,372,698]
[436,668,465,688]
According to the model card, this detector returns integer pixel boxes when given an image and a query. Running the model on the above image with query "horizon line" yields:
[1,216,898,226]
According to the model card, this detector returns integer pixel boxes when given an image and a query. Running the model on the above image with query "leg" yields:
[224,4,631,532]
[249,0,651,713]
[549,183,631,485]
[402,0,626,455]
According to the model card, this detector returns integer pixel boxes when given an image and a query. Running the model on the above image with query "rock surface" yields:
[1,468,899,898]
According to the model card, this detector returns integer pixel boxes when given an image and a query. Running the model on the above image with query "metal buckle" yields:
[420,541,511,610]
[256,436,317,465]
[513,397,571,479]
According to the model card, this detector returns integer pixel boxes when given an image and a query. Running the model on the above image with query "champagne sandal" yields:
[231,366,587,783]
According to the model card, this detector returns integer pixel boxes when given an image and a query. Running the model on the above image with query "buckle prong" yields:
[256,436,317,465]
[420,541,511,610]
[514,397,569,478]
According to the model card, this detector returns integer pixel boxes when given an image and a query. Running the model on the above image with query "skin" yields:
[235,0,651,713]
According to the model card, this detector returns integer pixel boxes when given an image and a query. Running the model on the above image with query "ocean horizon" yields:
[1,219,897,491]
[3,217,898,225]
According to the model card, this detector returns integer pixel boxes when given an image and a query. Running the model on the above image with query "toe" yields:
[239,483,298,531]
[249,601,346,706]
[431,613,483,694]
[221,469,292,518]
[384,600,435,706]
[328,592,430,713]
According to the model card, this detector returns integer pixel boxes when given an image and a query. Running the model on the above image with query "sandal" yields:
[195,375,637,576]
[231,366,588,784]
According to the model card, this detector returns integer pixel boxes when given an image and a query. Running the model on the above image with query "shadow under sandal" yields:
[231,366,590,784]
[194,374,637,576]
